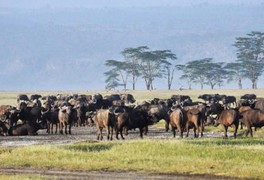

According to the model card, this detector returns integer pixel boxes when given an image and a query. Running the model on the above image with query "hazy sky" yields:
[1,0,264,9]
[1,0,264,90]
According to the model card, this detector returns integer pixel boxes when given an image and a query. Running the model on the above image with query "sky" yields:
[1,0,264,9]
[1,0,264,91]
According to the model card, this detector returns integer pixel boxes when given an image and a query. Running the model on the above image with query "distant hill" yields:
[0,3,264,90]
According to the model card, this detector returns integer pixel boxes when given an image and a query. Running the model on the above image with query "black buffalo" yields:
[114,105,150,139]
[8,122,45,136]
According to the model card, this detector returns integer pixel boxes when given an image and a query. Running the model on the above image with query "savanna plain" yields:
[0,89,264,179]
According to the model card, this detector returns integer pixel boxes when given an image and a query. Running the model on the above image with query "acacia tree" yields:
[177,58,226,89]
[234,31,264,89]
[176,64,195,90]
[138,49,176,90]
[104,70,120,90]
[121,46,147,90]
[159,50,177,90]
[204,62,226,89]
[138,50,161,90]
[104,60,129,90]
[224,62,245,89]
[186,58,212,89]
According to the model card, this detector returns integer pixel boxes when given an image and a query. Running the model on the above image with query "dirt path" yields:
[0,167,245,180]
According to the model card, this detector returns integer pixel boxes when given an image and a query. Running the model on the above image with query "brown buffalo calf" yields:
[94,109,116,140]
[215,109,239,138]
[58,106,71,134]
[240,109,264,137]
[169,108,185,138]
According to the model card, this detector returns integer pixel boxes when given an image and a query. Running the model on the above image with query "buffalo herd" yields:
[0,92,264,139]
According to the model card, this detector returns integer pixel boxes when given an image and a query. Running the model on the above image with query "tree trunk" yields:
[238,78,242,89]
[252,79,257,89]
[167,69,172,90]
[132,70,136,90]
[123,83,127,90]
[145,78,151,90]
[200,83,203,90]
[132,75,136,90]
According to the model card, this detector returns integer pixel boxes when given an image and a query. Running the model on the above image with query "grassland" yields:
[0,139,263,179]
[0,89,264,179]
[2,88,264,105]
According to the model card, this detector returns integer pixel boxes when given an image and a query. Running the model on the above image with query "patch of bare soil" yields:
[0,167,249,180]
[0,125,226,147]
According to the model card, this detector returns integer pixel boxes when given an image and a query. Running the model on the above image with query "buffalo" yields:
[8,122,45,136]
[214,109,239,139]
[147,104,170,131]
[115,105,150,139]
[58,106,72,134]
[41,108,59,134]
[169,108,185,138]
[240,109,264,137]
[185,108,203,138]
[94,109,116,140]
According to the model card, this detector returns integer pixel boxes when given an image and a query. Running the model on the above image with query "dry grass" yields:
[1,89,264,106]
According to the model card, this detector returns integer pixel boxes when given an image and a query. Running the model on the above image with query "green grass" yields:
[0,139,263,179]
[0,174,45,180]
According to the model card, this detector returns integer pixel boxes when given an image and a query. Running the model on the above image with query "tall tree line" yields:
[104,31,264,90]
[104,46,177,90]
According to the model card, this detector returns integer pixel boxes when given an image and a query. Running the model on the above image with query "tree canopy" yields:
[104,31,264,90]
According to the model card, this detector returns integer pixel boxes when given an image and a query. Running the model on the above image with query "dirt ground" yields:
[0,125,241,179]
[0,124,226,147]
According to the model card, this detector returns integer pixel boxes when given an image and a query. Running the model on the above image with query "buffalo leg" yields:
[59,122,63,134]
[180,127,184,138]
[171,127,176,138]
[55,123,58,134]
[64,123,68,134]
[50,123,53,134]
[231,124,237,139]
[186,128,189,138]
[106,126,110,140]
[200,122,204,137]
[165,120,170,132]
[120,127,125,140]
[249,127,253,137]
[110,127,113,140]
[144,126,148,135]
[139,128,143,138]
[47,123,50,134]
[115,127,119,140]
[69,124,72,134]
[245,125,253,137]
[240,121,244,130]
[97,128,103,140]
[124,127,128,136]
[223,126,228,139]
[193,127,198,138]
